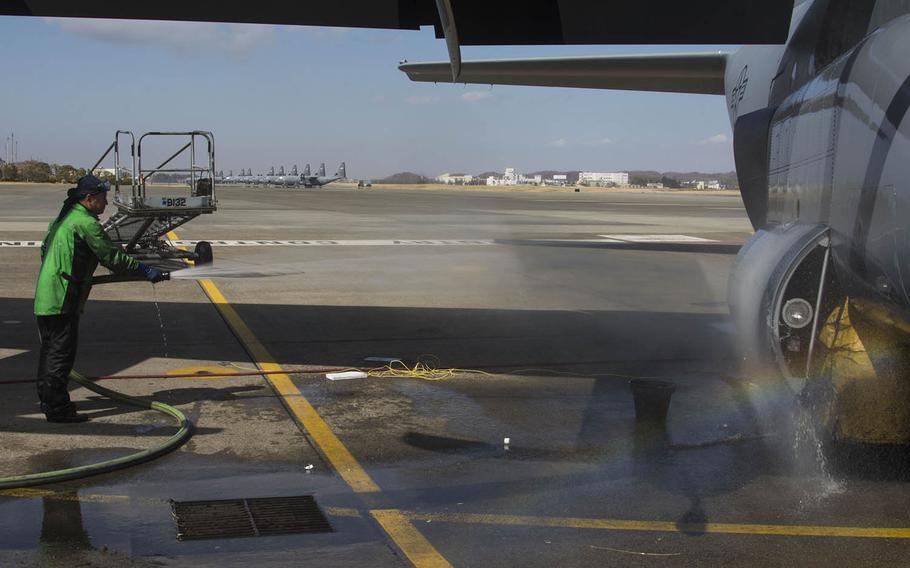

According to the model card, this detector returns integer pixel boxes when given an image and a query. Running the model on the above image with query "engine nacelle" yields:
[729,223,835,394]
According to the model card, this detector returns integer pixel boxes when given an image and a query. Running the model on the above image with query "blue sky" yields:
[0,17,736,179]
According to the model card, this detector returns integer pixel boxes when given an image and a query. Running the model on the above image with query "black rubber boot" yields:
[45,404,89,423]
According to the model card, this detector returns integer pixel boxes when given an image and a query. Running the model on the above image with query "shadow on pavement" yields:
[0,297,737,379]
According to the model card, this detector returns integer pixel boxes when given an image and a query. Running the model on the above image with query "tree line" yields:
[0,160,95,183]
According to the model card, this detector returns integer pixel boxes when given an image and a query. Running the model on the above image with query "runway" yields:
[1,183,908,567]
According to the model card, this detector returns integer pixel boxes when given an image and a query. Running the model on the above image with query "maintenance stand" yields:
[92,130,216,266]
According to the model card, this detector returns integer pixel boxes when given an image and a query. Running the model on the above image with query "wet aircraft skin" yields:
[728,6,910,323]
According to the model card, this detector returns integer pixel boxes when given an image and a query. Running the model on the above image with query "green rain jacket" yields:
[34,202,138,316]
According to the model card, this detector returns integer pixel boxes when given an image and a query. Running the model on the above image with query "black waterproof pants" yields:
[36,314,80,417]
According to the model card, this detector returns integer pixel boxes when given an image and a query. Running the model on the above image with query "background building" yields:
[578,171,629,186]
[92,166,132,179]
[436,173,474,184]
[485,168,542,186]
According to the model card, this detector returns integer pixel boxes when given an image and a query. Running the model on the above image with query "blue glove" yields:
[137,262,167,283]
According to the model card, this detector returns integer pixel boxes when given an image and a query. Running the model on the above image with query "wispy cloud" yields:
[461,91,492,102]
[365,31,405,44]
[549,138,568,148]
[52,18,275,55]
[405,96,438,105]
[699,133,730,144]
[591,137,613,145]
[299,26,351,41]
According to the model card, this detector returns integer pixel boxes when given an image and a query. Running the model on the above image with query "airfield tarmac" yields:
[1,183,909,567]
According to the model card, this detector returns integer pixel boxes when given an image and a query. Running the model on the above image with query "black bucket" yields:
[629,379,676,428]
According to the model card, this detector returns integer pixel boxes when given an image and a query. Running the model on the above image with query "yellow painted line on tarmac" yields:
[0,488,130,504]
[167,230,378,493]
[371,510,454,568]
[401,510,910,539]
[170,231,450,567]
[166,365,238,379]
[196,278,381,494]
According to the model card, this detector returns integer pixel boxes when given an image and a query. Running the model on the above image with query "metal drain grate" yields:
[172,496,333,540]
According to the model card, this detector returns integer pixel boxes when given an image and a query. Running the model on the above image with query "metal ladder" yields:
[92,131,216,262]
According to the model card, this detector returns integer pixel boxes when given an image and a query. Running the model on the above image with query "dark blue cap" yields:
[69,175,111,199]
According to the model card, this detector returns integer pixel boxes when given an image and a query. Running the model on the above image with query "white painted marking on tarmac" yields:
[1,236,715,248]
[169,239,495,247]
[598,234,716,243]
[0,239,494,248]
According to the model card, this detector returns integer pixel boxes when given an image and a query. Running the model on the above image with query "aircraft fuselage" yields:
[728,8,910,324]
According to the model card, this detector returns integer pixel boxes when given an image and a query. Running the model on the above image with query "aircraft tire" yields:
[194,241,213,265]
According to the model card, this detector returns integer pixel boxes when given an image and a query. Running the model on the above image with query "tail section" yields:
[318,163,326,177]
[303,164,311,176]
[336,162,346,178]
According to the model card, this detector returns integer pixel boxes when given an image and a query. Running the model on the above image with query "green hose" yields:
[0,370,193,490]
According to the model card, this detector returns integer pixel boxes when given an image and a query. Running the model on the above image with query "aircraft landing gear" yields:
[194,241,213,265]
[730,224,910,445]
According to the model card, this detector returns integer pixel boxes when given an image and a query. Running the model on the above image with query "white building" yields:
[436,173,474,184]
[544,174,568,186]
[485,168,543,186]
[487,176,517,186]
[578,171,629,186]
[487,167,518,186]
[92,166,132,179]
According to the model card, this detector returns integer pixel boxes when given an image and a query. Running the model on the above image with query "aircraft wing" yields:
[399,52,729,95]
[1,1,793,45]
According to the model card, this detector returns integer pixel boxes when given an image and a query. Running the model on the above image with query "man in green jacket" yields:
[34,175,165,423]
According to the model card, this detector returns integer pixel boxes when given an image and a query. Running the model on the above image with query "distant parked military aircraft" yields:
[225,163,344,187]
[301,162,346,188]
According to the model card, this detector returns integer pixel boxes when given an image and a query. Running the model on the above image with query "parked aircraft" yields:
[301,162,346,187]
[224,163,343,187]
[8,0,910,442]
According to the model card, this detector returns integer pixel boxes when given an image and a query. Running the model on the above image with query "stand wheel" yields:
[194,241,213,265]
